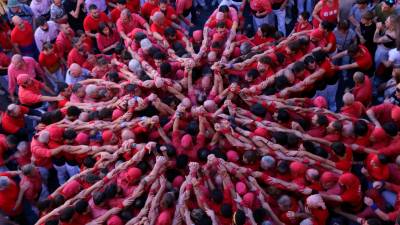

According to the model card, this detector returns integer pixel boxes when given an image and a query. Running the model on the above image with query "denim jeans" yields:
[268,8,287,36]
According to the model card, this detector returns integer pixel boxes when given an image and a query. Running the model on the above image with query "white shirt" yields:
[65,68,90,85]
[389,48,400,68]
[34,21,59,51]
[30,0,51,18]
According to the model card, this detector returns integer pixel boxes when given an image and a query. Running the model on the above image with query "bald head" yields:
[342,93,355,106]
[204,100,217,112]
[11,54,23,65]
[151,11,165,25]
[11,16,22,26]
[207,51,217,62]
[121,128,135,141]
[121,8,131,18]
[38,131,50,144]
[353,72,365,84]
[69,63,82,77]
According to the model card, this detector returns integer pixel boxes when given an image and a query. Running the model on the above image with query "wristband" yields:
[370,203,378,210]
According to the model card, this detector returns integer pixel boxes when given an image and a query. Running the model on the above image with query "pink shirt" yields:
[7,57,44,95]
[116,13,147,35]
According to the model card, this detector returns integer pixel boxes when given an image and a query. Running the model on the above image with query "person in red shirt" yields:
[67,38,89,67]
[141,0,158,20]
[312,0,339,28]
[151,0,178,23]
[363,153,390,181]
[305,194,329,225]
[353,72,372,107]
[366,102,396,128]
[340,92,366,119]
[150,11,176,42]
[10,16,37,58]
[334,44,373,72]
[0,175,22,217]
[365,181,400,222]
[116,9,150,45]
[39,42,65,92]
[291,12,312,34]
[320,173,363,213]
[96,22,121,54]
[110,0,127,23]
[83,4,111,38]
[1,104,29,136]
[55,23,76,59]
[16,74,61,107]
[249,0,272,31]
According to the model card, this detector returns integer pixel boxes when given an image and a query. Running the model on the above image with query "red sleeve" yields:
[83,17,91,32]
[132,13,147,26]
[172,131,181,148]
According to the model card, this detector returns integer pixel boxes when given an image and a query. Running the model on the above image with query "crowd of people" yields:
[0,0,400,224]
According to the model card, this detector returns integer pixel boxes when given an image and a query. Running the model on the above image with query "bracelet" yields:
[370,204,378,210]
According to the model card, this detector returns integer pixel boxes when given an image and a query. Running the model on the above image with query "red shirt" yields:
[67,48,87,67]
[39,51,61,73]
[320,58,337,79]
[18,79,44,106]
[0,173,21,216]
[11,21,34,47]
[110,8,122,23]
[151,6,177,21]
[340,185,362,212]
[141,2,158,20]
[31,137,53,168]
[1,106,29,134]
[116,13,147,34]
[365,153,390,181]
[250,0,272,13]
[353,75,372,106]
[340,101,365,119]
[370,103,395,125]
[96,29,120,52]
[354,45,373,70]
[294,21,312,33]
[20,170,42,202]
[83,13,111,33]
[150,20,172,36]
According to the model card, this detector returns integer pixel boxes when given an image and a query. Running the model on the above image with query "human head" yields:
[89,4,99,18]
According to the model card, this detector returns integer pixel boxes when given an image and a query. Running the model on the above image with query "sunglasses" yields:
[396,88,400,92]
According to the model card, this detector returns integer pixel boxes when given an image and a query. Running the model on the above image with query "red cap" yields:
[243,192,255,208]
[126,167,142,181]
[17,74,30,86]
[290,161,307,176]
[47,125,65,142]
[391,106,400,123]
[320,171,338,185]
[254,127,268,137]
[313,96,327,108]
[193,30,203,42]
[227,150,239,162]
[102,130,114,143]
[338,172,359,189]
[107,215,123,225]
[236,182,247,196]
[112,108,124,121]
[181,134,193,149]
[75,132,89,145]
[61,180,82,198]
